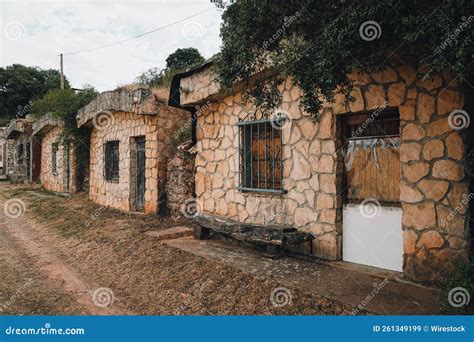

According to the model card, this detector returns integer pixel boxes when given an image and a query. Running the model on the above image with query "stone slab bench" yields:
[194,214,314,256]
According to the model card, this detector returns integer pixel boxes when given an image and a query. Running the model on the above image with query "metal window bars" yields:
[237,118,284,193]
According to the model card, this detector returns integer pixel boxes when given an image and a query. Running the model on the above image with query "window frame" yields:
[104,140,120,182]
[237,118,285,194]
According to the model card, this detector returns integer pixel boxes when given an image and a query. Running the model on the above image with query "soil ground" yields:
[0,183,362,315]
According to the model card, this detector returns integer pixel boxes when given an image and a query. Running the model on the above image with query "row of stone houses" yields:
[1,61,471,283]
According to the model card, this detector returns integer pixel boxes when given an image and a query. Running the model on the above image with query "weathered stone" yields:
[426,119,452,137]
[402,162,429,183]
[400,143,421,162]
[437,89,463,115]
[294,207,318,226]
[416,93,435,123]
[399,101,415,121]
[402,203,436,229]
[316,193,334,210]
[447,235,467,249]
[402,124,424,141]
[447,183,470,214]
[417,179,449,202]
[445,132,464,160]
[432,160,464,181]
[299,117,318,140]
[400,182,424,203]
[349,87,365,112]
[403,229,417,255]
[387,83,406,107]
[319,110,334,139]
[288,189,306,205]
[292,151,311,180]
[437,205,466,236]
[371,67,399,83]
[320,209,337,224]
[318,154,334,173]
[364,85,387,109]
[416,75,442,91]
[320,174,337,194]
[309,175,319,192]
[417,230,444,249]
[422,140,444,160]
[312,234,339,260]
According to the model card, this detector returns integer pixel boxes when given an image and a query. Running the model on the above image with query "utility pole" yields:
[60,53,65,90]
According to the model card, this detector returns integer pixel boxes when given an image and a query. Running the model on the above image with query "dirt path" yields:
[0,191,132,315]
[0,184,364,315]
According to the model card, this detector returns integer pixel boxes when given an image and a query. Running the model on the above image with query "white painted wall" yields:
[342,204,403,272]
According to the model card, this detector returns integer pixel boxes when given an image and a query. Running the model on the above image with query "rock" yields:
[426,119,452,137]
[445,132,464,160]
[422,140,444,160]
[399,101,415,121]
[364,85,387,109]
[387,83,406,107]
[371,67,399,83]
[416,179,449,202]
[349,87,365,112]
[403,229,417,254]
[402,162,429,183]
[294,207,318,226]
[402,203,436,229]
[416,93,435,123]
[432,160,464,181]
[437,89,463,115]
[400,182,424,203]
[417,230,445,249]
[400,143,421,162]
[316,193,334,209]
[402,124,424,141]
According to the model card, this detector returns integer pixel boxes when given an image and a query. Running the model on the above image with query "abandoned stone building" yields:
[32,114,76,194]
[77,88,189,214]
[170,61,471,282]
[3,117,37,183]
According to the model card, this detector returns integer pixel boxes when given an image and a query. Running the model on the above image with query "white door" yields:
[343,204,403,272]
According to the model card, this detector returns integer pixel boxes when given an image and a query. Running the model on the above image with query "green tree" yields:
[214,0,473,117]
[0,64,69,125]
[165,47,205,70]
[136,48,205,88]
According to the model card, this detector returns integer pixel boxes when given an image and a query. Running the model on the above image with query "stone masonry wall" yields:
[188,64,469,282]
[166,150,195,216]
[40,127,76,193]
[89,108,189,214]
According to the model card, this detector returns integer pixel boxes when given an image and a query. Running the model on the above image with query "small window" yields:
[52,143,58,173]
[104,140,119,182]
[238,119,283,192]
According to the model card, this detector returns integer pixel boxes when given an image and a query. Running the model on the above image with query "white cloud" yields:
[0,0,223,91]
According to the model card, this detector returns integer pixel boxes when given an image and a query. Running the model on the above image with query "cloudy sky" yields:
[0,0,223,91]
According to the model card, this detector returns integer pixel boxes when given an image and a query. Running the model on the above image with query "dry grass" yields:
[2,185,363,315]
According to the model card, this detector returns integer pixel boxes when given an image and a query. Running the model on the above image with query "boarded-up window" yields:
[238,120,282,192]
[342,110,400,205]
[104,140,119,182]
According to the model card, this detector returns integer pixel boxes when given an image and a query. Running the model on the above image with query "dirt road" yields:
[0,183,359,315]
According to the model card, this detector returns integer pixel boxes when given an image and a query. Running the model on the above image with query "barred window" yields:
[104,140,119,182]
[238,119,283,192]
[52,143,58,173]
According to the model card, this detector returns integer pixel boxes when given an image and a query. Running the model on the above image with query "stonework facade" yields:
[78,89,189,214]
[178,63,470,282]
[4,118,35,183]
[33,115,76,194]
[166,148,195,216]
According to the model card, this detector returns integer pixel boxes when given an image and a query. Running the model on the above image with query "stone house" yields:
[32,114,76,194]
[76,89,189,214]
[170,62,471,282]
[3,117,38,183]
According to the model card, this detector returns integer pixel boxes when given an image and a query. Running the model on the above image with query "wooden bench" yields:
[194,214,314,256]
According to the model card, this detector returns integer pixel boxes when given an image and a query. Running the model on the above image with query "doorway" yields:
[133,137,146,211]
[340,109,403,272]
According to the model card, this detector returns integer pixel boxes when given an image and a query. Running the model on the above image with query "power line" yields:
[62,7,215,56]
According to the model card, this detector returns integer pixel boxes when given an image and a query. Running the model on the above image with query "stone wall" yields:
[89,108,188,214]
[39,126,76,193]
[184,64,469,282]
[166,150,195,216]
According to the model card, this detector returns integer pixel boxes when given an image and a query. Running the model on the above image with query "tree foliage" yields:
[136,48,205,88]
[165,47,205,70]
[215,0,473,118]
[0,64,69,125]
